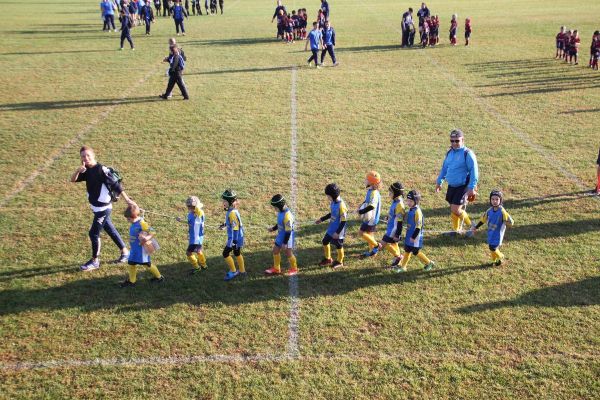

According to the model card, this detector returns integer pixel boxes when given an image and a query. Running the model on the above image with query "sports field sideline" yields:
[0,0,599,398]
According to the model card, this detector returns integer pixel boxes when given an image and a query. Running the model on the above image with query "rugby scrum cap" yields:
[221,189,237,204]
[389,182,405,198]
[406,190,421,205]
[366,171,381,186]
[270,194,286,209]
[489,189,504,204]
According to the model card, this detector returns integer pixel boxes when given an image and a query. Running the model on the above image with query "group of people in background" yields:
[402,3,472,48]
[555,27,600,70]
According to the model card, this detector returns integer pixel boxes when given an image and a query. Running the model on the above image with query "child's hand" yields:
[78,162,87,174]
[409,237,415,244]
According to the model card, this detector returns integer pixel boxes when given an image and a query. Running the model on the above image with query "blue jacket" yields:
[323,27,336,46]
[436,146,479,189]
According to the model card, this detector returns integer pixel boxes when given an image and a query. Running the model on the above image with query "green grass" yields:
[1,0,599,398]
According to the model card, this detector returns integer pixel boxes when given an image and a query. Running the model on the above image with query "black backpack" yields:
[102,166,123,202]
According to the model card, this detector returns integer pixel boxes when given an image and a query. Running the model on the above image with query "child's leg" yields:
[360,229,378,251]
[322,235,332,260]
[334,240,345,264]
[197,251,207,268]
[223,246,236,272]
[385,242,401,257]
[148,263,162,278]
[127,264,138,283]
[234,247,245,273]
[399,251,412,268]
[458,207,472,228]
[187,251,199,269]
[286,248,298,271]
[415,249,431,265]
[272,245,282,272]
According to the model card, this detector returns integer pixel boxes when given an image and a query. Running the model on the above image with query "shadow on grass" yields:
[0,49,115,56]
[456,276,600,313]
[0,247,494,316]
[185,37,278,46]
[186,65,294,75]
[337,44,402,53]
[560,108,600,115]
[0,96,162,112]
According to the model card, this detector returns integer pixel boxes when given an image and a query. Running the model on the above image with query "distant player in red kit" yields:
[449,14,458,46]
[555,26,566,59]
[589,31,599,68]
[464,17,472,46]
[592,31,600,70]
[569,30,580,65]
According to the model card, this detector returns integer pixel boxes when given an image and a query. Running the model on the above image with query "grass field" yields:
[1,0,599,398]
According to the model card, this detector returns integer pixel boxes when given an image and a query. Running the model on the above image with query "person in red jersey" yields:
[592,32,600,70]
[589,31,599,68]
[555,26,566,59]
[449,13,458,46]
[465,17,472,46]
[563,30,572,62]
[569,30,580,65]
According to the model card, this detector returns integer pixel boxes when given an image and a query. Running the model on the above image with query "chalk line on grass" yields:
[287,65,300,359]
[0,70,156,209]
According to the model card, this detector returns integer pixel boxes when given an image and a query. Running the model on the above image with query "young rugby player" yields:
[315,183,348,269]
[184,196,207,274]
[449,14,458,46]
[265,195,298,276]
[465,17,472,46]
[380,182,406,269]
[556,26,566,59]
[221,190,246,281]
[358,171,382,259]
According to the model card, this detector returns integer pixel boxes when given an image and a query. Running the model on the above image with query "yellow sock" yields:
[361,231,378,250]
[323,244,331,260]
[385,243,401,257]
[197,252,207,268]
[336,248,345,263]
[491,249,503,261]
[273,253,282,270]
[225,256,236,272]
[148,264,161,279]
[416,251,431,265]
[451,213,460,231]
[127,265,138,283]
[236,255,245,273]
[400,252,412,268]
[459,210,472,227]
[289,255,298,271]
[187,254,199,268]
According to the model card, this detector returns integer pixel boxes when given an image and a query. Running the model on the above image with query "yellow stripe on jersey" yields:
[229,211,240,231]
[194,207,204,218]
[394,201,406,217]
[339,200,348,222]
[140,220,151,232]
[414,208,423,228]
[283,211,293,232]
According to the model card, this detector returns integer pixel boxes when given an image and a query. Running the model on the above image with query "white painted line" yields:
[287,65,300,359]
[2,349,595,371]
[0,70,156,209]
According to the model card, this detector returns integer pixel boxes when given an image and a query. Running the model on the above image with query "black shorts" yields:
[465,31,471,39]
[382,235,399,244]
[445,184,468,206]
[187,244,203,253]
[557,40,563,49]
[403,244,421,255]
[359,223,376,233]
[128,261,151,266]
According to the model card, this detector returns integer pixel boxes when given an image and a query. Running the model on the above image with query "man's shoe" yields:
[159,94,169,100]
[113,253,129,264]
[80,259,100,271]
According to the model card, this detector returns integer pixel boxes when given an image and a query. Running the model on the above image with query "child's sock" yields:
[148,264,162,279]
[361,231,378,251]
[491,249,504,261]
[236,255,245,273]
[451,213,460,231]
[459,210,472,228]
[385,243,400,257]
[400,252,411,268]
[187,254,199,268]
[416,251,431,265]
[273,253,282,271]
[289,254,298,271]
[128,265,138,283]
[225,256,236,272]
[197,252,207,268]
[336,248,345,263]
[323,244,331,260]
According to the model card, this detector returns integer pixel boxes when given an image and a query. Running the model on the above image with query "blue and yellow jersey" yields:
[404,206,424,248]
[363,189,382,226]
[187,207,205,245]
[129,218,153,263]
[479,206,514,247]
[326,197,348,238]
[225,208,244,247]
[275,208,295,247]
[385,198,406,238]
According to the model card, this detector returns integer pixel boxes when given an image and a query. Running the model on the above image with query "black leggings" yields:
[89,208,126,258]
[322,234,344,249]
[223,246,241,258]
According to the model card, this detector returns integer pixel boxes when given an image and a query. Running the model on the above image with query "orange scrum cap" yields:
[366,171,381,186]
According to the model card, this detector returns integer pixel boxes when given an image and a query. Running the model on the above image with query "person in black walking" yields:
[401,8,413,47]
[71,146,137,271]
[160,45,189,100]
[119,8,135,50]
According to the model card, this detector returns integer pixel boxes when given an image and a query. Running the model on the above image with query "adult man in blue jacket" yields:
[436,129,479,235]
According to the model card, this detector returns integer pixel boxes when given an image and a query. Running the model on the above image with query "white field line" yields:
[0,69,156,209]
[2,349,596,371]
[287,66,300,359]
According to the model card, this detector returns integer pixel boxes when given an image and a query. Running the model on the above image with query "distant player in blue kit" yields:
[380,182,406,268]
[358,171,382,259]
[467,190,514,266]
[172,0,188,36]
[183,196,207,274]
[265,194,299,276]
[393,190,435,273]
[315,183,348,269]
[305,21,323,67]
[120,204,164,287]
[320,20,338,66]
[221,189,246,281]
[140,0,155,34]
